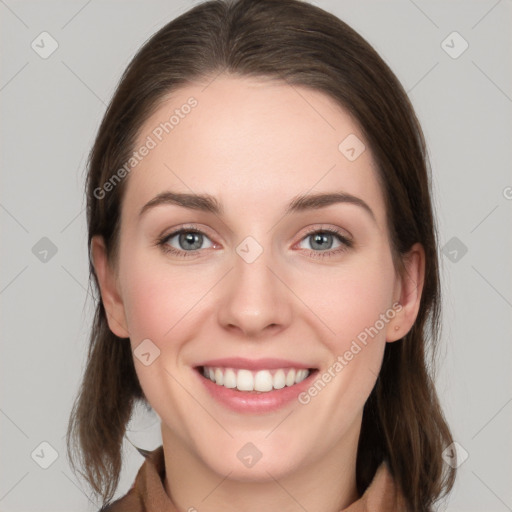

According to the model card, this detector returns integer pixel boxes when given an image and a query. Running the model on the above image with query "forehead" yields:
[123,75,386,228]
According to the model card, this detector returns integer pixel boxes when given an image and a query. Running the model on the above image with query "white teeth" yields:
[202,366,311,392]
[236,369,254,391]
[285,369,296,387]
[273,369,286,389]
[254,370,273,392]
[223,368,237,388]
[295,369,309,384]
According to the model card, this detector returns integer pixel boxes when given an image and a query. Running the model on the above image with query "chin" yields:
[197,436,310,482]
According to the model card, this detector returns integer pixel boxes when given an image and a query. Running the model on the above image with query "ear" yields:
[386,242,425,342]
[90,235,130,338]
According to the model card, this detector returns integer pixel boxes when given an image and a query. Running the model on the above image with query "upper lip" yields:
[196,357,315,371]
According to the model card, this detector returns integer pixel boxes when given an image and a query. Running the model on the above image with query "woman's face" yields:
[93,75,422,481]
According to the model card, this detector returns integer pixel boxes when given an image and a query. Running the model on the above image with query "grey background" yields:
[1,0,511,511]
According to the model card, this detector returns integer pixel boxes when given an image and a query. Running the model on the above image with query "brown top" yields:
[100,445,408,512]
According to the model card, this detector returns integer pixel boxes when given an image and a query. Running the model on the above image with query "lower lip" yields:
[195,368,317,414]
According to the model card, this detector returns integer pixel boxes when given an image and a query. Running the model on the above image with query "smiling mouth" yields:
[196,366,318,393]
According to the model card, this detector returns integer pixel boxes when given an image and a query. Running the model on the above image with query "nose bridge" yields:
[217,235,291,336]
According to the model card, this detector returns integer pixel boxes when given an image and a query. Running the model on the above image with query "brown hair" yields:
[66,0,456,510]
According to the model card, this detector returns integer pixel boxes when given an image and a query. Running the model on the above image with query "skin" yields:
[92,74,424,512]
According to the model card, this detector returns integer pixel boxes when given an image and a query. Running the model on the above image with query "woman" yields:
[66,0,457,510]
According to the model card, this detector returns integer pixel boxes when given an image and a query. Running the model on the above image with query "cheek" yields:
[291,253,396,437]
[119,249,212,345]
[118,251,211,439]
[121,250,223,353]
[297,251,396,346]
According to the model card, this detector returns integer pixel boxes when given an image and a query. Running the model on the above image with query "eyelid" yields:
[159,223,217,242]
[298,224,352,241]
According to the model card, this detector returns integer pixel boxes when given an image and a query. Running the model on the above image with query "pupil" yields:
[312,233,332,250]
[181,232,201,250]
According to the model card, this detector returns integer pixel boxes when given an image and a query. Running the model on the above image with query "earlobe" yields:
[90,235,130,339]
[386,242,425,342]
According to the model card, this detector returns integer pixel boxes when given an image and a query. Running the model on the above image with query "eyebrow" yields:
[138,190,376,223]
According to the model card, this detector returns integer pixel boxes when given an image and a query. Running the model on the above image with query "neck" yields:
[161,417,362,512]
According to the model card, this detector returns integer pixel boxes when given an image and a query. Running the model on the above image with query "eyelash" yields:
[155,224,353,259]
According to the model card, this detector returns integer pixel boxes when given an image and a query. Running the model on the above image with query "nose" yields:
[216,244,292,339]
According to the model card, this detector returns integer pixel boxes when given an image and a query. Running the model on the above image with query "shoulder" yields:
[98,486,143,512]
[97,445,164,512]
